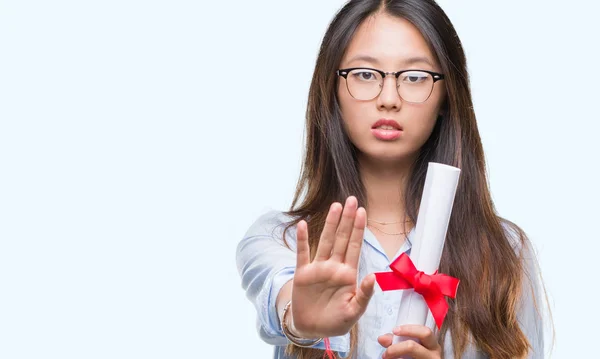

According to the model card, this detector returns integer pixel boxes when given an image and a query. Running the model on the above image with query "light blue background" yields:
[1,1,598,358]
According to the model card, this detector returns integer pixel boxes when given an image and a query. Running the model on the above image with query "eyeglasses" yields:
[336,67,445,103]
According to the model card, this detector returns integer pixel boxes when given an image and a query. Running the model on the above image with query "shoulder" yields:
[499,217,542,287]
[499,217,533,257]
[243,208,298,242]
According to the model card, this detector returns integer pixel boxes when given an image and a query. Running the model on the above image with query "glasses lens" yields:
[397,71,434,103]
[346,69,383,100]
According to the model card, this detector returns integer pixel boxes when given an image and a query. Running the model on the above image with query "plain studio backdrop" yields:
[0,0,598,358]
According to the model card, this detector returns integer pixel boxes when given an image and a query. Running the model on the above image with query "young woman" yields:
[236,1,547,358]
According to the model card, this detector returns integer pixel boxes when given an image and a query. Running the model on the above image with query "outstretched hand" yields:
[290,196,376,338]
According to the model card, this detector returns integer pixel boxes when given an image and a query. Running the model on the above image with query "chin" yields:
[365,139,412,156]
[359,148,416,165]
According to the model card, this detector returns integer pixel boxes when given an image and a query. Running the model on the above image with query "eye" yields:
[351,70,379,82]
[400,71,429,84]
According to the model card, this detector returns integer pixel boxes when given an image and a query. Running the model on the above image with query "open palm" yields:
[290,196,375,338]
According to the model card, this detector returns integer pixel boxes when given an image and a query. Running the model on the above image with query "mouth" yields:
[372,119,402,131]
[371,119,403,140]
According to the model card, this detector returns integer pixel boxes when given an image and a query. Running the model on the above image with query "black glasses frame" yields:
[335,67,445,102]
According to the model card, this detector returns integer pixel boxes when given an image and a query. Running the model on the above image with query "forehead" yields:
[341,13,438,69]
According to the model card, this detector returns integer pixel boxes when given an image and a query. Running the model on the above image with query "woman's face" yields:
[337,13,446,165]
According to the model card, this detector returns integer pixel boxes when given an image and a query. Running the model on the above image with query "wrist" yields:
[286,307,318,339]
[280,301,323,346]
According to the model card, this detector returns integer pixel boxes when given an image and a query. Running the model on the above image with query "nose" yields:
[376,76,402,111]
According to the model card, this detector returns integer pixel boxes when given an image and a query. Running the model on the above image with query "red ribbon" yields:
[374,253,459,329]
[322,337,334,359]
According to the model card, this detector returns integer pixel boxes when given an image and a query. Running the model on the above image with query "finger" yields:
[377,333,393,348]
[393,325,440,351]
[330,196,358,261]
[344,207,366,267]
[382,340,432,359]
[351,273,375,314]
[314,202,342,261]
[296,220,310,268]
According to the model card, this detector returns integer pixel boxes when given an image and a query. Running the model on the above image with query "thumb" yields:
[353,273,375,312]
[377,333,393,348]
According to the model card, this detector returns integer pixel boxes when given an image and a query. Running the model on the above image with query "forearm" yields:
[276,279,327,341]
[276,279,294,324]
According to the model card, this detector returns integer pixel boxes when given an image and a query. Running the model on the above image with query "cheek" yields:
[337,93,371,140]
[337,81,353,115]
[406,91,445,142]
[404,109,439,144]
[337,83,362,129]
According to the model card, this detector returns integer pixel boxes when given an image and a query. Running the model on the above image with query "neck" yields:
[358,153,414,223]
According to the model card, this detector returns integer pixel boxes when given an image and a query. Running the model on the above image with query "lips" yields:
[372,119,402,130]
[371,119,403,140]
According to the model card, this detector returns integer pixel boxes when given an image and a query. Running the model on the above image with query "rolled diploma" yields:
[392,162,461,346]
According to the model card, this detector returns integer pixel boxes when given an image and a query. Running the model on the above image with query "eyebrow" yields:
[345,54,434,68]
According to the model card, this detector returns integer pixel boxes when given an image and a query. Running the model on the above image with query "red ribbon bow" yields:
[374,253,459,329]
